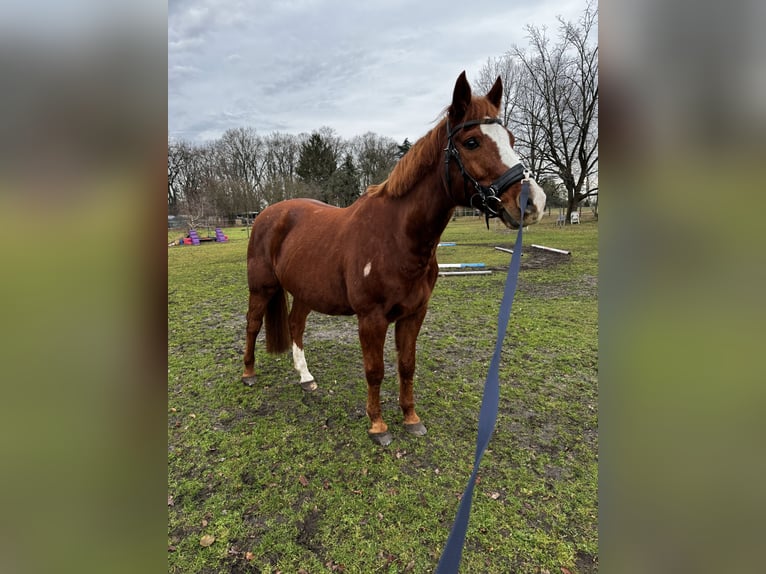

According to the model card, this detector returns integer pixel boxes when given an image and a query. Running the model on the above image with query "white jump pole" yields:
[438,270,492,276]
[531,244,571,255]
[494,246,514,255]
[438,263,486,269]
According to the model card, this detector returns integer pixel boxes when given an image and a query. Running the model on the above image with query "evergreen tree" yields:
[296,132,338,201]
[328,153,361,207]
[397,138,412,159]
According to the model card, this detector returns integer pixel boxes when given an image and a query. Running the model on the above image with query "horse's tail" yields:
[264,287,291,354]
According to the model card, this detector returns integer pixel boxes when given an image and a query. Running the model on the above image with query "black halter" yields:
[444,117,527,227]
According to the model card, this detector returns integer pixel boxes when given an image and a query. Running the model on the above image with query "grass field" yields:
[168,210,598,573]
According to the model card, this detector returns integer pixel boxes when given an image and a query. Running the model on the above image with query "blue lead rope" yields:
[435,182,529,573]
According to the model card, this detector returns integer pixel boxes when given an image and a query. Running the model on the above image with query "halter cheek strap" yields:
[444,118,528,228]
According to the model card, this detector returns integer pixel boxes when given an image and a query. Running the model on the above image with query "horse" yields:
[242,71,546,446]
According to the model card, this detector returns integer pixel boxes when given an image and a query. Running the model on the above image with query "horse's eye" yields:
[463,137,480,150]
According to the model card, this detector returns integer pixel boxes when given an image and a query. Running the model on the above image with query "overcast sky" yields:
[169,0,587,144]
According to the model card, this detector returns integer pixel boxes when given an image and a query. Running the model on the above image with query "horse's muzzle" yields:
[500,210,521,229]
[499,188,544,229]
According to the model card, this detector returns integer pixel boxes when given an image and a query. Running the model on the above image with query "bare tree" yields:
[350,132,398,190]
[512,68,553,179]
[168,141,183,214]
[216,127,266,215]
[261,131,302,204]
[513,3,599,221]
[168,140,208,223]
[474,53,523,127]
[179,141,218,229]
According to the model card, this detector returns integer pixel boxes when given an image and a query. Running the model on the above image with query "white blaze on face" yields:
[480,121,522,169]
[292,343,314,383]
[363,261,372,277]
[479,121,547,220]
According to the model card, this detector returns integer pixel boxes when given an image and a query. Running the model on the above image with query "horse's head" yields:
[444,71,546,229]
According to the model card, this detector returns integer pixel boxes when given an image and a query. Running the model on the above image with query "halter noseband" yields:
[444,117,528,227]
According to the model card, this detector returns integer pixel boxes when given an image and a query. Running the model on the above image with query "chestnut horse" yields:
[242,71,546,445]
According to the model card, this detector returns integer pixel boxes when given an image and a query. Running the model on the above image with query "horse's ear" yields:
[487,75,503,109]
[449,71,472,122]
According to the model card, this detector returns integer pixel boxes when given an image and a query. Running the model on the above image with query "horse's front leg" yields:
[358,314,392,446]
[395,307,428,436]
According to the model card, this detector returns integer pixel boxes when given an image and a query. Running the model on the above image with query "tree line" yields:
[168,127,409,226]
[168,3,596,224]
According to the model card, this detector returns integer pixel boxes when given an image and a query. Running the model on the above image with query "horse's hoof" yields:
[369,431,393,446]
[242,375,257,387]
[404,422,427,436]
[300,379,318,392]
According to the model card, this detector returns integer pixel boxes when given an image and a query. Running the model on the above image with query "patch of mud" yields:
[295,507,323,555]
[302,313,358,344]
[489,242,571,271]
[576,550,599,573]
[518,274,598,300]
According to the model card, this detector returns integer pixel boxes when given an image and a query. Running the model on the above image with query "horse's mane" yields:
[367,97,499,198]
[366,116,446,198]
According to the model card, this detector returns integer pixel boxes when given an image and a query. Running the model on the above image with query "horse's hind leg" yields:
[289,299,317,391]
[242,289,269,387]
[395,307,428,436]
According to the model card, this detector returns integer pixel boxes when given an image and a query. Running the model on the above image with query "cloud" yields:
[168,0,589,143]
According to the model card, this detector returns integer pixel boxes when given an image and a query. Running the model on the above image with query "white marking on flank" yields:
[292,343,314,383]
[363,261,372,277]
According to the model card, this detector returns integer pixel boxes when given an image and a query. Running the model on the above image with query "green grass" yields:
[168,211,597,573]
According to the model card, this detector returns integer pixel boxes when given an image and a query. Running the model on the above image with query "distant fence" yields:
[168,216,246,229]
[451,207,597,222]
[169,207,596,229]
[453,207,482,218]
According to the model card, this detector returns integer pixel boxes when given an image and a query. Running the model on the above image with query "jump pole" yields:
[438,242,457,247]
[494,246,515,255]
[438,263,486,269]
[439,270,492,276]
[531,244,571,255]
